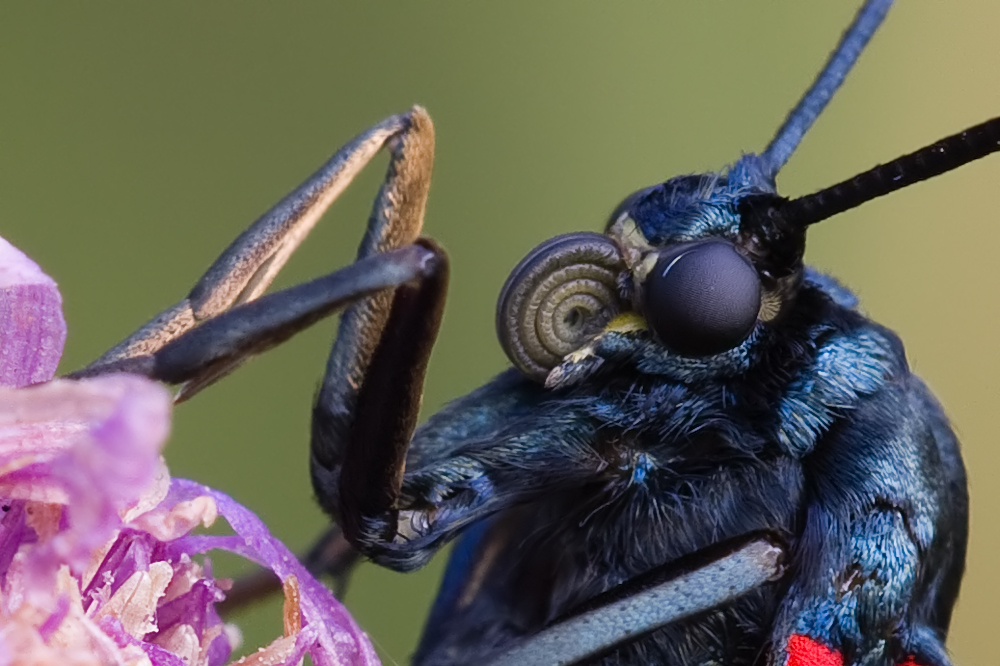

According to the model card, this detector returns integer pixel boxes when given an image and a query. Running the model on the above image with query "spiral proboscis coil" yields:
[496,232,625,381]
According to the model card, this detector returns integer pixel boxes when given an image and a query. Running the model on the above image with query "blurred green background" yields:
[1,2,997,664]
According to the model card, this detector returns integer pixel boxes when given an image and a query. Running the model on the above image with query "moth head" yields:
[495,156,798,384]
[497,113,1000,387]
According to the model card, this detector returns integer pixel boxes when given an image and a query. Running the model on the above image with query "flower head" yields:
[0,237,378,666]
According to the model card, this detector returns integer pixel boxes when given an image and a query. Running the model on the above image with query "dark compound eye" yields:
[643,240,761,357]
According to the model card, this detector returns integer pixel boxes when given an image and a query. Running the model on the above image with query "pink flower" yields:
[0,237,378,666]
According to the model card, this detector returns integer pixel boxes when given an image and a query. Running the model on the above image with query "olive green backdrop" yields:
[1,3,997,664]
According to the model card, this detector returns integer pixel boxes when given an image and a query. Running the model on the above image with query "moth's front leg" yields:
[354,401,608,571]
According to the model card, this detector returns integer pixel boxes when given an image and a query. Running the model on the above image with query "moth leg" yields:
[299,524,361,598]
[219,525,359,614]
[68,244,442,392]
[325,389,621,571]
[311,237,447,551]
[306,107,441,549]
[481,535,786,666]
[74,108,431,401]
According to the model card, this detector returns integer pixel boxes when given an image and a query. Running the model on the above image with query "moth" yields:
[43,0,995,664]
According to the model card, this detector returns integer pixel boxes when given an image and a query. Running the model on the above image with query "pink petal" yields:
[0,376,172,594]
[0,238,66,388]
[166,480,380,666]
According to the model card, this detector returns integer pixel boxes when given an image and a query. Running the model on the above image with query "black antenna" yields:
[754,117,1000,229]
